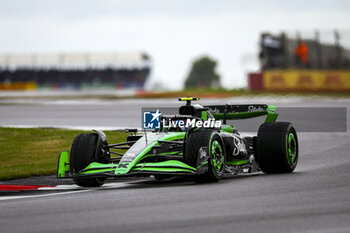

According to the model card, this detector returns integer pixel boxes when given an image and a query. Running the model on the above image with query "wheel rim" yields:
[288,133,297,164]
[211,140,224,172]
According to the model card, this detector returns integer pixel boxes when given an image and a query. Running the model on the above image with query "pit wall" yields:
[248,70,350,92]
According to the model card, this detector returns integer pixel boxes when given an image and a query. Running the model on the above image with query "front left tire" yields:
[70,133,106,187]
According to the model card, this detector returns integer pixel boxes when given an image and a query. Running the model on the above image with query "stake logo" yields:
[143,109,161,129]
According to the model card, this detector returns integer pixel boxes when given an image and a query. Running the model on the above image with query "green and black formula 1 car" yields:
[57,97,298,187]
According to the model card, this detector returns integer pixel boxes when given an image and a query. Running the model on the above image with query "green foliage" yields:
[0,127,128,180]
[185,56,221,88]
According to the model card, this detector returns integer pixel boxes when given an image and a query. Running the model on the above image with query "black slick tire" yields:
[256,122,298,174]
[70,133,106,187]
[184,129,226,182]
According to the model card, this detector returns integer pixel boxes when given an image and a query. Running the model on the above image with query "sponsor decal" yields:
[207,107,221,113]
[198,147,207,159]
[263,70,350,91]
[232,135,247,156]
[248,105,265,112]
[117,163,129,169]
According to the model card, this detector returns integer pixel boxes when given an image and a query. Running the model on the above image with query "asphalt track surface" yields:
[0,97,348,131]
[1,97,350,233]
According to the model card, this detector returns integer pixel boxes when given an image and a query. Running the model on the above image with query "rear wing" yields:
[204,104,278,123]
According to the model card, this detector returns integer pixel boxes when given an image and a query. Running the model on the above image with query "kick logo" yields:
[143,109,161,129]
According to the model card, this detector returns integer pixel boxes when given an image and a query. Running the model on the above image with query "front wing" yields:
[57,151,204,179]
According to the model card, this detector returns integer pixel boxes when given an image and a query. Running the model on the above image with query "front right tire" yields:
[184,129,226,182]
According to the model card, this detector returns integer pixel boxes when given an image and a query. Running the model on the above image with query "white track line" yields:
[37,182,132,190]
[0,190,90,201]
[0,182,132,201]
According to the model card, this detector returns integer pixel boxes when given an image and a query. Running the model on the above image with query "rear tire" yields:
[70,133,106,187]
[184,129,226,182]
[256,122,298,174]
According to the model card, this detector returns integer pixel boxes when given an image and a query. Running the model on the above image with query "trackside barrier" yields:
[248,70,350,92]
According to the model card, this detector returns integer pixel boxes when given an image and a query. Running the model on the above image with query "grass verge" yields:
[0,127,128,181]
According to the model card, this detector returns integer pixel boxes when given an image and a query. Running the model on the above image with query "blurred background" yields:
[0,0,349,94]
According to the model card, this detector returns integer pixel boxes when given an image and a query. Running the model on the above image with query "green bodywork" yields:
[114,132,187,175]
[57,151,70,178]
[58,132,197,178]
[57,102,278,179]
[221,125,234,133]
[226,158,250,166]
